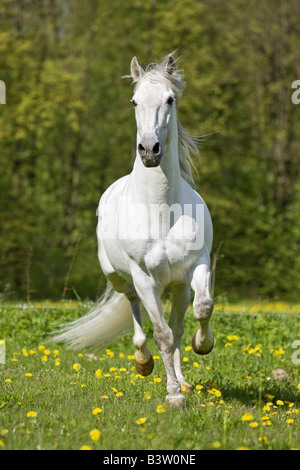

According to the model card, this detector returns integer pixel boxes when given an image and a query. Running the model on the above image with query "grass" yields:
[0,300,300,450]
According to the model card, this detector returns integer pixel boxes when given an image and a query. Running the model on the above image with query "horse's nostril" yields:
[138,143,145,152]
[153,142,160,155]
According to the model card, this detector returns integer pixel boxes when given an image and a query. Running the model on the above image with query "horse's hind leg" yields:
[130,297,154,376]
[191,262,214,355]
[169,284,192,393]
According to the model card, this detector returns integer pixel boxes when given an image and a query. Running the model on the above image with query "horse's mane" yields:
[132,55,200,188]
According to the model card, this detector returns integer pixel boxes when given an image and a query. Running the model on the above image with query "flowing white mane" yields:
[132,55,200,187]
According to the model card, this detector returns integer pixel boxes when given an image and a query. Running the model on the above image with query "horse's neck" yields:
[131,138,181,206]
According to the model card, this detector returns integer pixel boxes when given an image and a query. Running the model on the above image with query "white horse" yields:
[54,54,214,408]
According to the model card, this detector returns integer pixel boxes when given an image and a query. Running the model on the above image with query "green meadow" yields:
[0,301,299,450]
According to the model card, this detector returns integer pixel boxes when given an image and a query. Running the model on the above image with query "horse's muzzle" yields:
[138,142,163,167]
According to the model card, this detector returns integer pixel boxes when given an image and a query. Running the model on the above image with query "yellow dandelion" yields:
[55,360,60,366]
[195,384,203,390]
[22,348,29,357]
[183,357,189,362]
[286,419,294,425]
[153,355,160,360]
[128,355,135,360]
[136,417,147,425]
[242,412,253,422]
[116,392,123,397]
[5,379,12,383]
[41,355,47,362]
[73,363,81,371]
[92,407,102,415]
[24,373,32,377]
[276,400,284,406]
[80,445,92,450]
[193,362,199,368]
[29,349,36,355]
[95,369,102,378]
[44,349,51,355]
[89,429,101,442]
[235,446,250,450]
[0,440,4,447]
[249,421,259,428]
[26,411,37,418]
[156,404,166,413]
[154,377,162,383]
[119,352,125,359]
[38,345,45,351]
[185,346,192,351]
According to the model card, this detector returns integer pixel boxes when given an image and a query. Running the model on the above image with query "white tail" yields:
[52,284,134,350]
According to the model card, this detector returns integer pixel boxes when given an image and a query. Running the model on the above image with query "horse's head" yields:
[130,55,179,168]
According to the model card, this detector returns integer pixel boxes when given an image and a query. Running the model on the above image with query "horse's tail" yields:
[52,283,134,350]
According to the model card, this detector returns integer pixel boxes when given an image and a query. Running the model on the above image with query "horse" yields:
[53,54,214,409]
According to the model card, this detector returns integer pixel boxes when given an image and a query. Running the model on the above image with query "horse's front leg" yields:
[191,262,214,355]
[132,267,185,408]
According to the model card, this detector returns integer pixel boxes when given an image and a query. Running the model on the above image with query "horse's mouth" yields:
[141,154,162,168]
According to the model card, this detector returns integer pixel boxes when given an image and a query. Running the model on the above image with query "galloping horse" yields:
[54,54,214,408]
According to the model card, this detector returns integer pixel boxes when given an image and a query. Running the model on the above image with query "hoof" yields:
[192,329,214,356]
[166,393,185,409]
[134,354,154,376]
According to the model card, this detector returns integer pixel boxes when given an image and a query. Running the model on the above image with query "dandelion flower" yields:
[0,440,4,447]
[116,392,123,397]
[89,429,101,442]
[27,411,37,418]
[241,412,253,422]
[92,408,102,415]
[41,355,47,362]
[276,400,284,406]
[38,345,45,351]
[24,373,32,377]
[156,404,166,413]
[80,445,92,450]
[73,363,81,371]
[249,422,259,428]
[5,379,12,383]
[95,369,102,378]
[154,377,162,383]
[286,419,294,425]
[136,417,147,425]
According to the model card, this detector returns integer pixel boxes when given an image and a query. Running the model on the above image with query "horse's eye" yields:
[131,99,137,107]
[167,96,174,105]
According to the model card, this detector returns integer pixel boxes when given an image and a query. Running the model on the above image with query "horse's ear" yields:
[130,57,145,82]
[166,55,177,75]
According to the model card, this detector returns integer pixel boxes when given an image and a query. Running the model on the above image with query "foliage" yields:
[0,0,300,300]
